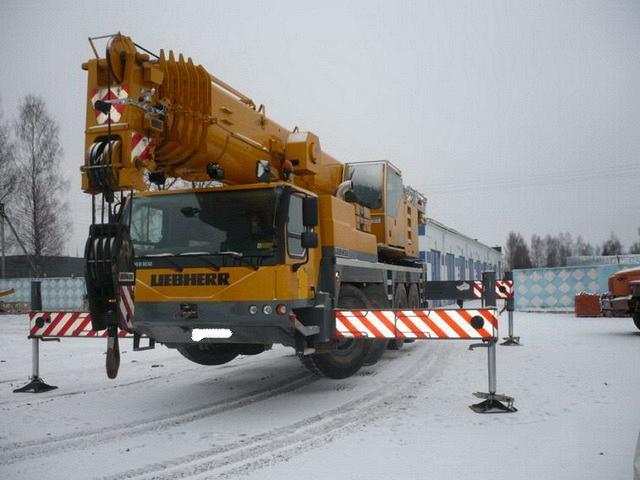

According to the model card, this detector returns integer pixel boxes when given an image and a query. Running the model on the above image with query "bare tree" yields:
[13,95,70,263]
[530,234,546,268]
[0,98,17,201]
[544,234,561,267]
[0,98,17,263]
[630,228,640,255]
[505,232,532,270]
[558,232,573,266]
[574,235,594,256]
[600,233,623,256]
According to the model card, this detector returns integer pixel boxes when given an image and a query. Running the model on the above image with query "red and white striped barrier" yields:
[29,312,133,338]
[335,309,498,340]
[473,280,513,299]
[118,285,135,331]
[30,307,497,341]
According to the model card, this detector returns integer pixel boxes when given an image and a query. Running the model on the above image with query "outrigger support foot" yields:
[468,338,517,414]
[500,336,522,346]
[13,337,59,393]
[13,376,58,393]
[470,392,517,413]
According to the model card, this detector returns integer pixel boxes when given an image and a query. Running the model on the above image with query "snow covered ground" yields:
[1,311,638,479]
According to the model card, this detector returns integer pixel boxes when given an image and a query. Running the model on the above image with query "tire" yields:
[300,284,371,379]
[362,285,390,366]
[388,284,408,350]
[236,344,270,355]
[403,284,421,344]
[633,314,640,331]
[176,343,239,366]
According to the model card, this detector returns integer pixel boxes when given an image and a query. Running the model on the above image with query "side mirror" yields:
[302,196,319,227]
[301,231,318,249]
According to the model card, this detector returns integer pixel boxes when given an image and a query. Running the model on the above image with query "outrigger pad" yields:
[13,377,58,394]
[500,336,522,346]
[470,392,517,414]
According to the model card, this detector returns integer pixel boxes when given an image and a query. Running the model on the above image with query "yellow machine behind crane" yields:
[81,33,426,379]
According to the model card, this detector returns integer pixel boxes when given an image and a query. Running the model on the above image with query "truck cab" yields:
[127,183,324,351]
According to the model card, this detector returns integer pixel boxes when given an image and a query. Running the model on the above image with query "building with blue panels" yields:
[418,218,503,282]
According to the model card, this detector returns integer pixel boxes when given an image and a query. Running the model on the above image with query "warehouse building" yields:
[419,218,503,281]
[0,255,84,279]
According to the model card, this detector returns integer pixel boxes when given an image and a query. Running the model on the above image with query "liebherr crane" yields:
[81,33,426,379]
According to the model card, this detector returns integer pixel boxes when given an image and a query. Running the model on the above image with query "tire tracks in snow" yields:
[0,370,316,466]
[102,344,450,480]
[1,352,273,409]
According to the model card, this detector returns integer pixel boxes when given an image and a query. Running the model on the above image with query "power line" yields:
[416,163,638,192]
[420,167,639,195]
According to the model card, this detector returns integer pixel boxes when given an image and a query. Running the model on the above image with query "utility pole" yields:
[1,202,5,279]
[0,201,39,277]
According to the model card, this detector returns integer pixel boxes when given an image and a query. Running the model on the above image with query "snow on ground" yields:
[0,311,638,479]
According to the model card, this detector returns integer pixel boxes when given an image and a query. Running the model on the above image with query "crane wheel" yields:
[387,284,408,350]
[403,284,421,344]
[633,313,640,331]
[300,285,371,379]
[176,344,239,366]
[362,285,389,366]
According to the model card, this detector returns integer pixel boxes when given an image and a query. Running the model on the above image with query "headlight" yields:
[248,305,258,315]
[262,304,273,315]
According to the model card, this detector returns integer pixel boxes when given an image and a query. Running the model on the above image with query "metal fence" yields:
[566,254,640,266]
[0,277,86,311]
[513,264,640,311]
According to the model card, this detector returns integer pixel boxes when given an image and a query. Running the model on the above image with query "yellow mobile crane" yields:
[82,34,426,379]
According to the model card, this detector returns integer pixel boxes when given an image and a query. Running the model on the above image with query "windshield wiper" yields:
[137,253,183,272]
[176,252,220,271]
[218,250,243,258]
[215,251,259,270]
[138,251,272,271]
[241,252,275,268]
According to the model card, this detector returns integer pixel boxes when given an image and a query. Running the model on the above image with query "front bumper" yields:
[133,300,306,347]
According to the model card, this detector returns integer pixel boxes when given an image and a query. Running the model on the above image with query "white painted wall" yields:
[418,218,503,281]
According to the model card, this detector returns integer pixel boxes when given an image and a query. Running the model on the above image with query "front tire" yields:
[388,284,408,350]
[362,285,390,366]
[176,343,239,366]
[633,313,640,331]
[301,284,371,379]
[403,284,421,344]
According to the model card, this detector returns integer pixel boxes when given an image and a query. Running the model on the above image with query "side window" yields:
[386,168,403,218]
[346,163,384,209]
[287,195,305,257]
[131,205,163,246]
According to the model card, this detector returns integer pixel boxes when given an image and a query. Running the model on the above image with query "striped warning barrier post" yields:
[28,312,133,338]
[335,308,498,340]
[472,280,513,300]
[118,284,135,331]
[17,276,515,413]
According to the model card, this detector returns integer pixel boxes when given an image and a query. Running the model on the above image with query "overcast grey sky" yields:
[1,0,639,256]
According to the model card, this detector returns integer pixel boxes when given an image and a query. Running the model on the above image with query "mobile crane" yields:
[81,33,427,379]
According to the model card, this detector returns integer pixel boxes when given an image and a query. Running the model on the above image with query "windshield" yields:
[128,188,282,260]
